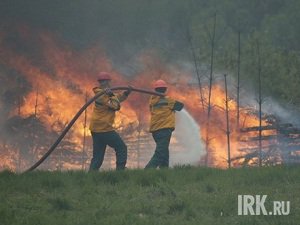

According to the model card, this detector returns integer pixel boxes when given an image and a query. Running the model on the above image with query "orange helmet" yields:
[153,79,168,89]
[97,72,112,81]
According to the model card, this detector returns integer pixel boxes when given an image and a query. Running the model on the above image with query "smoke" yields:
[211,71,300,127]
[170,109,206,166]
[263,97,300,126]
[0,0,191,74]
[242,86,300,126]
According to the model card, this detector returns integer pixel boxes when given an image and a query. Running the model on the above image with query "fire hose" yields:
[24,86,164,172]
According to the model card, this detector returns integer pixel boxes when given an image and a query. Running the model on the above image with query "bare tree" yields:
[224,74,231,168]
[236,29,241,130]
[205,11,217,166]
[186,27,205,110]
[256,39,263,167]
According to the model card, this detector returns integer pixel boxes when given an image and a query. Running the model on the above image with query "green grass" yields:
[0,165,299,225]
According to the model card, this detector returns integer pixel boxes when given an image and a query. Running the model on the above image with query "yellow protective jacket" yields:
[149,95,180,132]
[89,87,128,132]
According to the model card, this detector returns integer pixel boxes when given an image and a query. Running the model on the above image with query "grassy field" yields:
[0,166,299,225]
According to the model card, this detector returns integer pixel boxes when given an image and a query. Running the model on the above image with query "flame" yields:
[0,25,277,170]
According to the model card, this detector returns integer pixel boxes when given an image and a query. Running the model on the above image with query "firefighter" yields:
[145,79,184,169]
[89,72,131,171]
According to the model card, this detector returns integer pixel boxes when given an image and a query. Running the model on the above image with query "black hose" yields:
[24,86,164,172]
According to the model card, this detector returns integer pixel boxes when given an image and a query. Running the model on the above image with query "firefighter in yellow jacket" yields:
[89,72,131,171]
[145,79,184,168]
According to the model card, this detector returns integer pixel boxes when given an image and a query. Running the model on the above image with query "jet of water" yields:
[170,108,206,166]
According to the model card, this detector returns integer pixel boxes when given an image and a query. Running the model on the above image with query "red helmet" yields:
[97,72,112,81]
[153,79,168,89]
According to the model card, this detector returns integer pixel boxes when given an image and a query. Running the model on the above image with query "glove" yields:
[123,85,133,97]
[104,88,114,97]
[173,101,184,111]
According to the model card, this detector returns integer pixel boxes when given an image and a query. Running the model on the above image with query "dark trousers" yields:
[145,128,173,169]
[89,131,127,171]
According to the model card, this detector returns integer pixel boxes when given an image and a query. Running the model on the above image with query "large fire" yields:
[0,26,276,171]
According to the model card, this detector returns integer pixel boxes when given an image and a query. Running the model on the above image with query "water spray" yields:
[171,109,205,166]
[24,86,164,172]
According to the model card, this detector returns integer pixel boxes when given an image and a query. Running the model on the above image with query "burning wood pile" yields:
[233,112,300,166]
